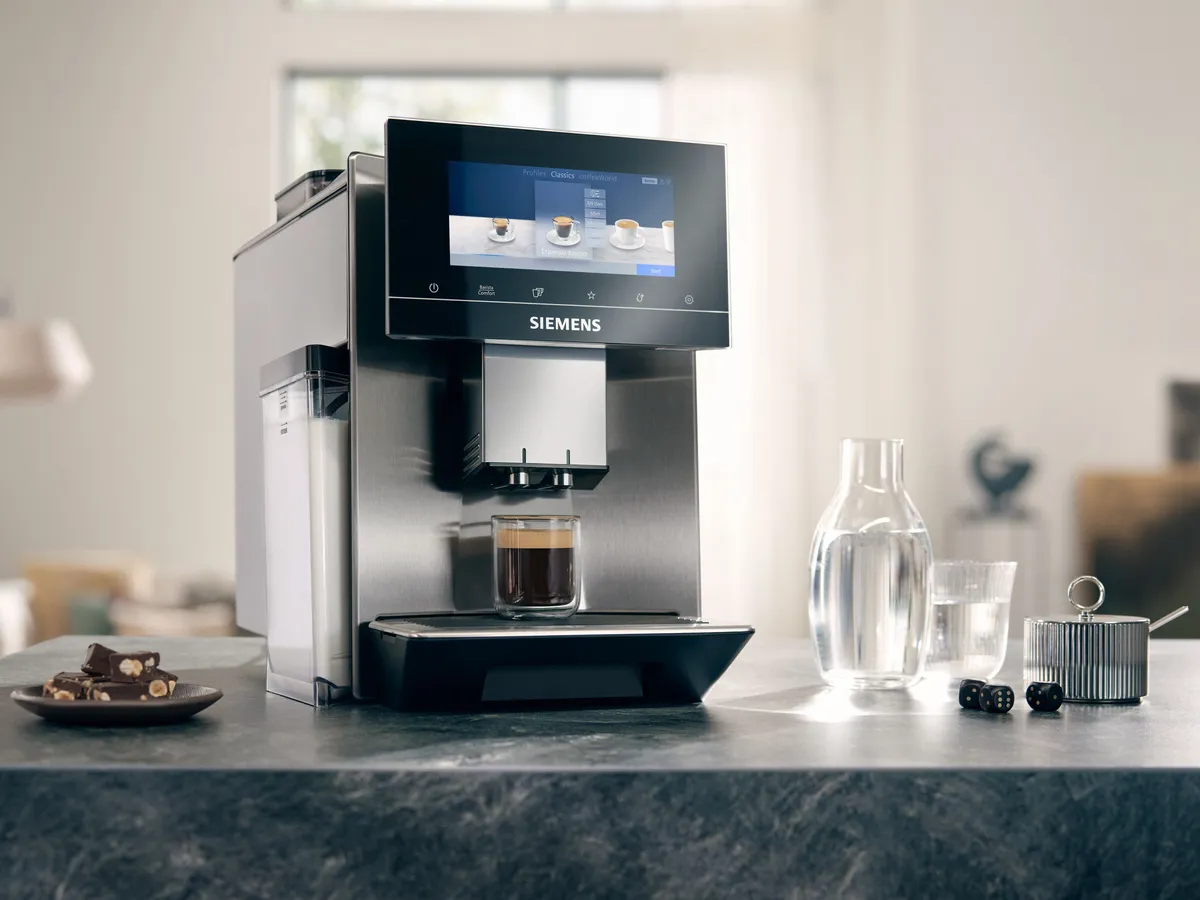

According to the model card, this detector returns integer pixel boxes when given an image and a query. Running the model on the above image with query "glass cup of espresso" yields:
[493,217,509,236]
[553,216,578,240]
[492,515,581,619]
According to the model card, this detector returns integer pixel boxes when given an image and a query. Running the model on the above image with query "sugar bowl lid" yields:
[1030,576,1148,625]
[1023,576,1189,702]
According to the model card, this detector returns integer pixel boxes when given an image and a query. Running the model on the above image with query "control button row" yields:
[438,283,697,306]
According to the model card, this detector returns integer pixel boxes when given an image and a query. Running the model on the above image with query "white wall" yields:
[0,1,274,579]
[675,70,814,635]
[816,0,1200,616]
[915,0,1200,611]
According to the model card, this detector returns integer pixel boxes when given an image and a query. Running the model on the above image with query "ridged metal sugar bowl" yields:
[1023,576,1189,703]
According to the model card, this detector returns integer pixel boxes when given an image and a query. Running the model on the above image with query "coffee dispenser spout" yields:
[464,343,610,493]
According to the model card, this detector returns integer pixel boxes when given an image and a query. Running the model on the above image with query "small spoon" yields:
[1149,606,1190,632]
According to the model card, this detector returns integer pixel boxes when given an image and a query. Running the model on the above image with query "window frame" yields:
[283,70,664,178]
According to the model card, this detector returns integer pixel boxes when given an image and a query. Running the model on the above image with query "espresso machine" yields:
[234,119,753,708]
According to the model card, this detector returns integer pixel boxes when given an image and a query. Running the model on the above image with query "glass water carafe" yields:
[808,438,934,690]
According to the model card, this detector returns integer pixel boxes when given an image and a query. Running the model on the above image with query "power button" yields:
[428,283,439,294]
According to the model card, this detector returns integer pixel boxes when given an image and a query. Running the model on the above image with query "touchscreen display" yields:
[448,162,676,278]
[385,118,729,349]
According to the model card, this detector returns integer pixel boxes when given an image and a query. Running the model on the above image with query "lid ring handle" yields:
[1068,575,1105,617]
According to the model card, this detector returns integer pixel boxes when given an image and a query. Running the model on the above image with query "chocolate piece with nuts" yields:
[145,670,178,698]
[42,672,101,700]
[108,651,160,682]
[89,682,152,702]
[43,648,179,703]
[81,643,119,677]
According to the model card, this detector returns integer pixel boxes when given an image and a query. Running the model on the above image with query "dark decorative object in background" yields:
[947,433,1044,619]
[971,435,1035,514]
[1077,470,1200,638]
[1169,381,1200,462]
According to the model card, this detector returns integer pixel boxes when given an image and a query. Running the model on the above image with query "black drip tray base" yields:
[367,614,753,710]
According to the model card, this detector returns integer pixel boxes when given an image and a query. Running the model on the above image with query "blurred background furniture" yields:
[1076,468,1200,638]
[0,294,92,655]
[1170,382,1200,463]
[22,555,153,643]
[109,575,236,638]
[0,297,90,403]
[20,558,236,645]
[0,580,32,657]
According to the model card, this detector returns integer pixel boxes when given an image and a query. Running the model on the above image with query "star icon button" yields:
[587,291,596,300]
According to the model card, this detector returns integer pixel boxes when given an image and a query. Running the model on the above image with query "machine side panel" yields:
[233,194,349,635]
[349,155,463,698]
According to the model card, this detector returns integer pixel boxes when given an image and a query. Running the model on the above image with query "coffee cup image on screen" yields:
[488,216,516,244]
[447,161,677,277]
[610,219,644,251]
[550,216,580,246]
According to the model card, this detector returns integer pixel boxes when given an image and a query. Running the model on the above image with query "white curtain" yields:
[665,69,820,635]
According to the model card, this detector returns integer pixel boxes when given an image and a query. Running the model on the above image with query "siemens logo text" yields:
[529,316,602,333]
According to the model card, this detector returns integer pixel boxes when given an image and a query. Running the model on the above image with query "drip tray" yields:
[368,613,754,710]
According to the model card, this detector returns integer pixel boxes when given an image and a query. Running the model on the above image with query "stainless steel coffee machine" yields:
[234,119,752,708]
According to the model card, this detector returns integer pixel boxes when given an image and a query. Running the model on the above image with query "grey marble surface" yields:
[2,770,1197,900]
[4,637,1200,898]
[3,635,1200,771]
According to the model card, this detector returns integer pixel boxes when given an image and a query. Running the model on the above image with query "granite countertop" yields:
[2,635,1199,770]
[3,636,1199,899]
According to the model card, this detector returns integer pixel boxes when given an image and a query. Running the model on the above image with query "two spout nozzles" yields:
[477,345,607,492]
[507,468,573,490]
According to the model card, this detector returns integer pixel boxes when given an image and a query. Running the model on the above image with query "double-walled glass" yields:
[492,516,581,619]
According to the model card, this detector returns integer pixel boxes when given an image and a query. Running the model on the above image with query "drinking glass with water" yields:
[924,561,1017,683]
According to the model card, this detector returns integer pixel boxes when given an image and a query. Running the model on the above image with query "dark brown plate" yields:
[10,683,223,726]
